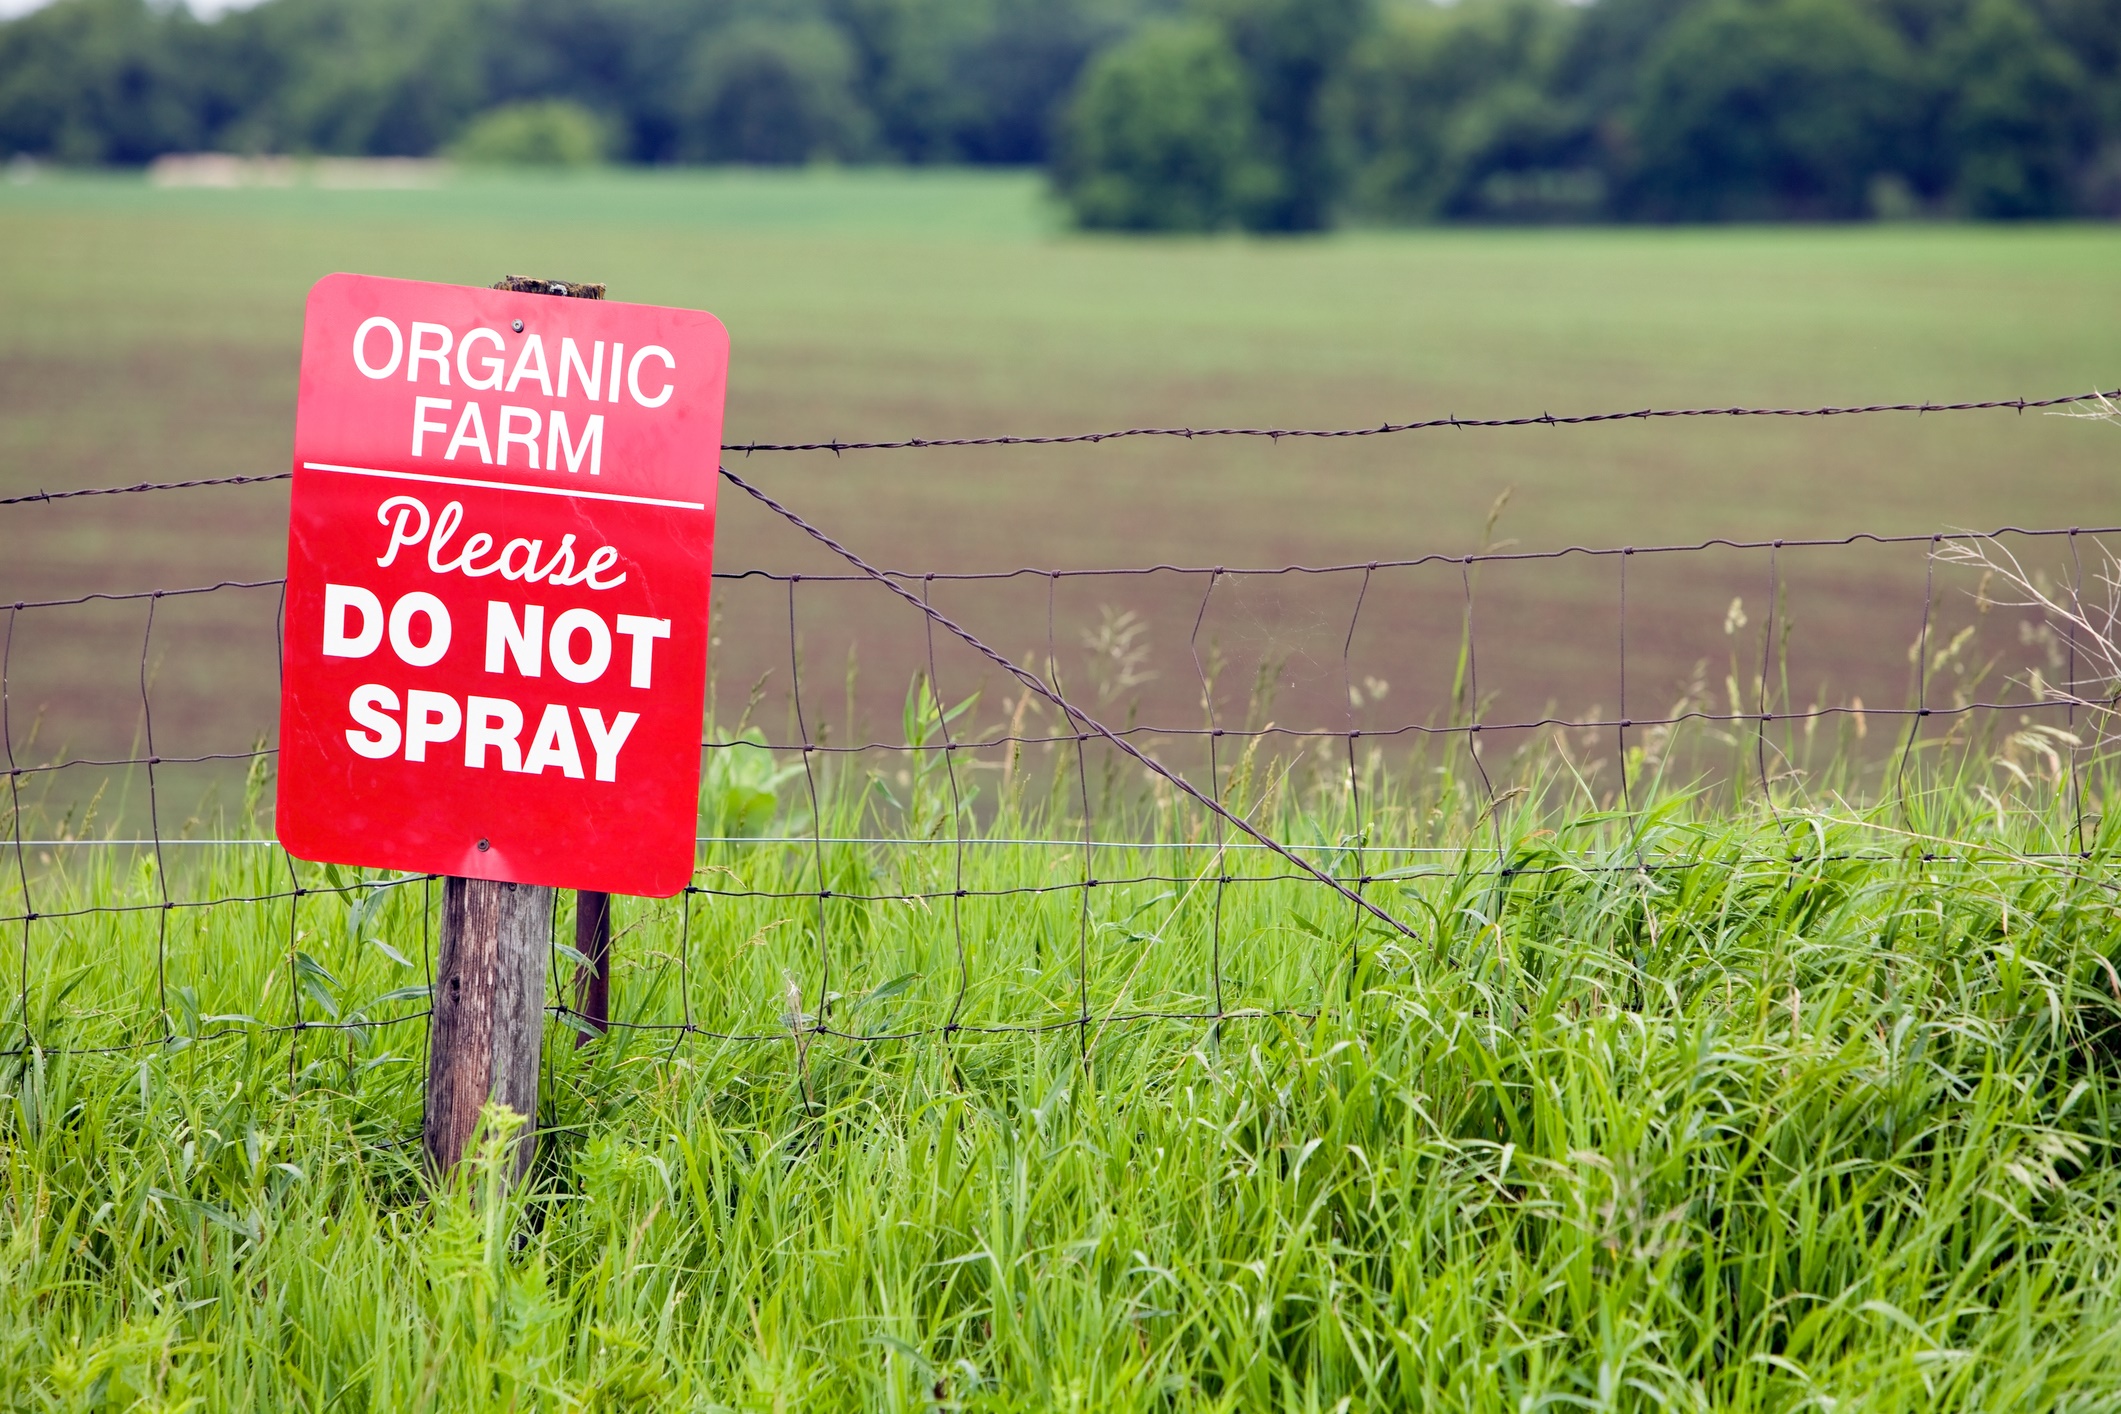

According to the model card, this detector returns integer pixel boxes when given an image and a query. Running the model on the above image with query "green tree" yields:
[451,99,612,165]
[467,0,708,163]
[1054,19,1271,231]
[208,0,491,158]
[820,0,1136,163]
[1622,0,1914,220]
[1547,0,1689,112]
[1933,0,2089,215]
[0,0,205,161]
[680,18,872,163]
[1207,0,1371,230]
[9,0,2121,223]
[1333,0,1584,221]
[946,0,1136,163]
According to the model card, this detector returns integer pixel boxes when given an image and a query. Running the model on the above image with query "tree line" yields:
[3,0,2117,227]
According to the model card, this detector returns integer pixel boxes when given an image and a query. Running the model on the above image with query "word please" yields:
[376,497,626,588]
[323,585,670,687]
[345,687,638,781]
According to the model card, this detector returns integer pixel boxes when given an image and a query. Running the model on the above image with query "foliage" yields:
[1618,0,1912,220]
[210,0,491,159]
[701,728,805,838]
[1057,0,1375,233]
[1328,0,2121,225]
[675,18,872,163]
[6,0,2120,224]
[1205,0,1373,230]
[1929,0,2093,216]
[0,0,1130,167]
[1331,0,1585,220]
[0,0,214,164]
[1055,19,1271,232]
[450,99,613,166]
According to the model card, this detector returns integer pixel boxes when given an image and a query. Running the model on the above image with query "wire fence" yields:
[4,388,2118,1078]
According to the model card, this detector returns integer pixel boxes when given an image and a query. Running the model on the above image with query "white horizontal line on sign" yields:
[301,462,707,511]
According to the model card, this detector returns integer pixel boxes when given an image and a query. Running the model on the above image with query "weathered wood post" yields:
[422,274,610,1177]
[424,876,555,1178]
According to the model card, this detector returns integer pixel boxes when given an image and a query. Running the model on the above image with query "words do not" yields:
[322,584,670,687]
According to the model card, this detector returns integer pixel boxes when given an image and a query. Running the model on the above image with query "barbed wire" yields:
[4,386,2115,509]
[722,389,2121,454]
[0,473,295,508]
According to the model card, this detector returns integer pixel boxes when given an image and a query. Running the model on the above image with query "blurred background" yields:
[1,0,2117,834]
[3,0,2120,224]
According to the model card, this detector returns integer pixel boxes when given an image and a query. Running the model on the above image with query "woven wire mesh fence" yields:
[5,391,2120,1082]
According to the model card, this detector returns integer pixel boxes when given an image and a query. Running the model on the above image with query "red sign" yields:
[276,273,726,897]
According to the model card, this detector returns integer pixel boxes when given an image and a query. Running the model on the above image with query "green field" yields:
[5,167,2118,566]
[4,168,2118,780]
[6,169,2121,1408]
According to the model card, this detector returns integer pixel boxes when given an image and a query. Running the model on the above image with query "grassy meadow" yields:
[6,167,2121,1408]
[5,725,2121,1408]
[3,167,2120,781]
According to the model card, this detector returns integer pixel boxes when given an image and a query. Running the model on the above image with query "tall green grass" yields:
[3,720,2120,1409]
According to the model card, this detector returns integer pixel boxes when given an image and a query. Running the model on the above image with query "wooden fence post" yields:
[421,273,610,1177]
[424,876,554,1177]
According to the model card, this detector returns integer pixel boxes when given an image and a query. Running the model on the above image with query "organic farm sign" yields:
[276,274,727,897]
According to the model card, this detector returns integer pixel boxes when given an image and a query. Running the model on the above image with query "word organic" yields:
[350,312,680,478]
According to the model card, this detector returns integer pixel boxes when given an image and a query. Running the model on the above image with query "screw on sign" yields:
[276,273,727,1174]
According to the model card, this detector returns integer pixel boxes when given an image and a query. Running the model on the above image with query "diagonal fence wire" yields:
[714,464,1422,944]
